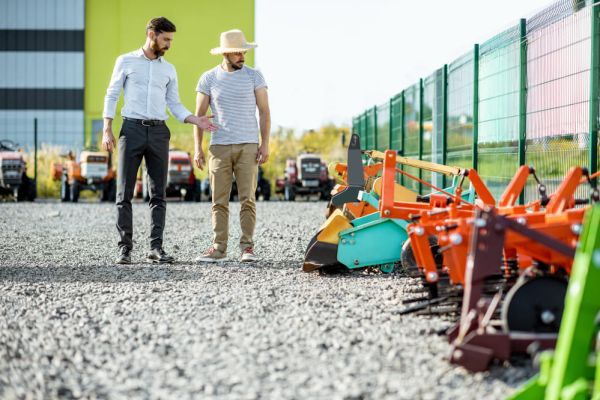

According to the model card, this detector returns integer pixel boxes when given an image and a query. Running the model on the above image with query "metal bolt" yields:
[449,233,462,245]
[475,218,486,228]
[571,224,582,235]
[415,226,425,236]
[354,259,360,266]
[427,271,438,282]
[350,232,355,237]
[540,310,555,325]
[341,239,347,245]
[384,209,391,216]
[453,349,463,360]
[350,240,355,245]
[517,217,527,225]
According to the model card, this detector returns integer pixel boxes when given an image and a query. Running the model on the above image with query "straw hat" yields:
[210,29,257,55]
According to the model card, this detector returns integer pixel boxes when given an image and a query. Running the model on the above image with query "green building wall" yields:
[84,0,255,144]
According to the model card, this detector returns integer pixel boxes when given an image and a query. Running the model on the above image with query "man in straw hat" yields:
[102,17,217,265]
[193,29,271,263]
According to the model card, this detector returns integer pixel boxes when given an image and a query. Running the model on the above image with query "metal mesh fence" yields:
[422,73,436,190]
[477,25,521,200]
[376,101,390,151]
[390,93,403,152]
[525,2,591,201]
[402,84,421,193]
[352,0,599,205]
[367,108,377,150]
[447,52,474,170]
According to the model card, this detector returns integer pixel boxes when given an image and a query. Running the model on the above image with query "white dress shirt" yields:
[103,48,192,122]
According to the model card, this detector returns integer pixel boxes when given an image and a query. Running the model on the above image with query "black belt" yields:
[123,117,165,126]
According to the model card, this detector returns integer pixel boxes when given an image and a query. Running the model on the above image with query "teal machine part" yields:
[336,177,475,273]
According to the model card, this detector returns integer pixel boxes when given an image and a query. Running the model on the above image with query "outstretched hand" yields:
[187,115,218,132]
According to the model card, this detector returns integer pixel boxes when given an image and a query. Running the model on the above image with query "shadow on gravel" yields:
[0,262,410,284]
[0,261,307,283]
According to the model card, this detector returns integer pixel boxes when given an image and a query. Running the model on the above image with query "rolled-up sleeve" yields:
[103,56,126,119]
[166,68,192,123]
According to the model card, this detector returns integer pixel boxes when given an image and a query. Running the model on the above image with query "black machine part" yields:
[501,275,567,333]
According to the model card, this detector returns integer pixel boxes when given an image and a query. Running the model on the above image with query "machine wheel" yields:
[60,174,71,202]
[70,181,80,203]
[400,236,441,274]
[284,184,295,201]
[501,275,568,333]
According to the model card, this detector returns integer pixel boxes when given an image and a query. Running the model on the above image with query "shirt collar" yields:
[135,48,163,62]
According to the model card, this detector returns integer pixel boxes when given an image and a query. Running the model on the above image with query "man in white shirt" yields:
[193,29,271,263]
[102,17,217,265]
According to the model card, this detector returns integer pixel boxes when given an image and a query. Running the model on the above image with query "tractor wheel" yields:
[284,184,295,201]
[262,183,271,201]
[184,186,193,202]
[193,181,201,202]
[70,181,80,203]
[60,174,71,202]
[102,179,116,202]
[17,174,35,202]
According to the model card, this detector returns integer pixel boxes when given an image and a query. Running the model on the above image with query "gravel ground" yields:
[0,201,535,399]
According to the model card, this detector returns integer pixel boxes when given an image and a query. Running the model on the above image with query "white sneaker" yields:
[195,247,226,263]
[241,247,259,262]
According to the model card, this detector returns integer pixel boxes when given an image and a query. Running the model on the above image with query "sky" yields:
[254,0,553,133]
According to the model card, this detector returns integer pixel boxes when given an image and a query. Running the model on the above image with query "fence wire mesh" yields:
[353,0,599,204]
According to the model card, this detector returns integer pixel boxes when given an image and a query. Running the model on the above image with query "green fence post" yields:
[442,64,448,187]
[419,78,424,194]
[373,106,378,151]
[519,18,528,205]
[473,44,479,172]
[389,97,393,152]
[364,110,369,149]
[401,90,406,186]
[590,4,599,182]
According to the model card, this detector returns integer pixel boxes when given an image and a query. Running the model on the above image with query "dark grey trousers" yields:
[116,120,170,250]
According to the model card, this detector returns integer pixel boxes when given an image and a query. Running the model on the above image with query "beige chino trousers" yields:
[208,143,258,252]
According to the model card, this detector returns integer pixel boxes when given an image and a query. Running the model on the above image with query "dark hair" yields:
[146,17,176,34]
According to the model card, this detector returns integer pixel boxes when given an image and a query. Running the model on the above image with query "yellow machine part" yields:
[372,177,418,202]
[366,150,463,176]
[316,209,353,245]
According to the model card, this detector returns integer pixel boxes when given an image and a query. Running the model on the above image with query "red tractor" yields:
[276,153,334,201]
[0,139,36,201]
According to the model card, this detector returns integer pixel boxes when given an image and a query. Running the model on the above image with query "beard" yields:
[225,55,244,70]
[150,40,168,57]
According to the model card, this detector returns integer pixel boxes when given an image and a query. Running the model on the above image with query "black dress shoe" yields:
[116,247,131,264]
[147,248,175,264]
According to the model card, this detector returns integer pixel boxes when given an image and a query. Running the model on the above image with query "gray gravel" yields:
[0,201,535,399]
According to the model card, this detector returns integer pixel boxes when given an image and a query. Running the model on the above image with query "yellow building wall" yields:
[84,0,255,144]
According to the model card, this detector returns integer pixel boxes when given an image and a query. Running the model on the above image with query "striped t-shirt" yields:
[196,65,268,145]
